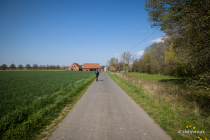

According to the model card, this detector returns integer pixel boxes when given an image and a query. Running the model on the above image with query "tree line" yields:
[108,0,209,87]
[107,52,135,72]
[0,64,69,71]
[144,0,209,77]
[131,36,193,77]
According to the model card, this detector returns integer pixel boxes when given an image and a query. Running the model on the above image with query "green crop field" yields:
[0,71,95,139]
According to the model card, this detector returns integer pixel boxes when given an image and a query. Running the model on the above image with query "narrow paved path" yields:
[49,72,172,140]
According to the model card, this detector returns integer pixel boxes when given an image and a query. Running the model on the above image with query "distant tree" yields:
[121,52,134,71]
[56,65,60,70]
[42,65,46,70]
[46,65,50,70]
[116,61,124,72]
[109,57,118,68]
[25,64,31,70]
[10,63,16,70]
[18,64,24,70]
[1,64,8,71]
[32,64,38,70]
[39,65,42,70]
[49,65,54,70]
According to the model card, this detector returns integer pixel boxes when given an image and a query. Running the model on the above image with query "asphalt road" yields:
[49,72,172,140]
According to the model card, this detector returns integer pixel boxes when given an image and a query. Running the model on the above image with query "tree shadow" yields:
[159,78,209,117]
[159,78,189,86]
[189,91,210,116]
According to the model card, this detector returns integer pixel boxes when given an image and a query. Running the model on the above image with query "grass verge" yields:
[107,72,209,140]
[35,77,95,140]
[0,75,95,140]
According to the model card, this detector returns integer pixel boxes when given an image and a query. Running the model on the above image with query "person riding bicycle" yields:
[95,69,99,81]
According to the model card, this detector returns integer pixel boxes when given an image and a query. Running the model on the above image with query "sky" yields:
[0,0,165,66]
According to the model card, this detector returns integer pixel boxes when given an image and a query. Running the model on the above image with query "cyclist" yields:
[95,69,99,81]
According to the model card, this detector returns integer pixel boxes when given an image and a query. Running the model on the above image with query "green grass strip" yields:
[0,75,95,140]
[107,72,209,140]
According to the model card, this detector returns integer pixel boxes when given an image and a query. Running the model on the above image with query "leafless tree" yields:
[121,52,134,71]
[39,65,42,70]
[32,64,38,70]
[1,64,8,71]
[18,64,24,70]
[46,65,50,70]
[50,65,55,70]
[42,65,46,70]
[56,65,60,70]
[25,64,31,70]
[10,63,16,70]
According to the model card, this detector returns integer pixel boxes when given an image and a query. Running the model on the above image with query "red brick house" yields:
[83,63,100,71]
[68,63,82,71]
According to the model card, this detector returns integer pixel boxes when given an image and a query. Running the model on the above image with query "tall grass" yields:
[108,72,209,140]
[0,71,95,139]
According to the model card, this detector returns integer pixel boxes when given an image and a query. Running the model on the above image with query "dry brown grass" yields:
[109,72,209,140]
[114,72,209,117]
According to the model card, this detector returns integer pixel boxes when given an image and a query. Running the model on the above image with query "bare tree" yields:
[18,64,24,70]
[56,65,60,70]
[32,64,38,70]
[10,63,16,70]
[46,65,50,70]
[39,65,42,70]
[25,64,31,70]
[121,52,134,71]
[52,65,56,70]
[1,64,8,71]
[42,65,46,70]
[49,65,54,70]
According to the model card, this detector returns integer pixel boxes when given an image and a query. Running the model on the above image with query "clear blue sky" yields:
[0,0,165,66]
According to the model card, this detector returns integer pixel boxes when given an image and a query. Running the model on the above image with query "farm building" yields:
[68,63,82,71]
[83,63,100,71]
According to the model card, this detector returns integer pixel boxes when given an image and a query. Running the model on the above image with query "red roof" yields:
[83,63,100,69]
[70,63,81,68]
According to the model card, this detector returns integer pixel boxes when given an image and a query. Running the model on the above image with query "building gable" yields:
[68,63,82,71]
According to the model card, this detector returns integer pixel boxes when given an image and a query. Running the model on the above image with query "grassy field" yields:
[108,72,209,140]
[0,71,95,139]
[124,72,189,86]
